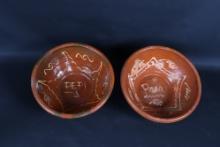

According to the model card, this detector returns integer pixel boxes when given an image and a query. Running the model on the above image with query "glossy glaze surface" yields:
[121,46,201,123]
[31,43,114,119]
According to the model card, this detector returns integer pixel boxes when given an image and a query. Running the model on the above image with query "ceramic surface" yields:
[31,43,114,119]
[121,46,201,123]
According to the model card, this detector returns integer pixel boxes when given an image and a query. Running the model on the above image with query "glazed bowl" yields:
[31,43,114,119]
[121,46,201,123]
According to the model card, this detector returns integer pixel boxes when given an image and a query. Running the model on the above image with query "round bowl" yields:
[121,46,201,123]
[31,43,115,119]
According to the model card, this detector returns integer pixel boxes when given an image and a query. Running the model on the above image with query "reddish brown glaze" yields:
[31,43,114,119]
[121,46,201,123]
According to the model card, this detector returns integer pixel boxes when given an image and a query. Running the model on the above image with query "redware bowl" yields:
[31,43,114,119]
[121,46,201,123]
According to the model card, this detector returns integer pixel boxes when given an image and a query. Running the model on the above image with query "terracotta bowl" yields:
[31,43,114,119]
[121,46,201,123]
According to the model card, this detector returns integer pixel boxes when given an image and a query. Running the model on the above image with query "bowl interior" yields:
[31,43,114,118]
[121,46,201,122]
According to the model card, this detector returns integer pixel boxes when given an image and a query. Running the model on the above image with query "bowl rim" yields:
[120,45,202,123]
[31,42,115,119]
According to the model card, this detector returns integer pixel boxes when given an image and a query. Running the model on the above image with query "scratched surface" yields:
[0,0,220,147]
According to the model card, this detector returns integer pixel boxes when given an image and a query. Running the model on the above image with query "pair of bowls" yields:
[31,43,201,123]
